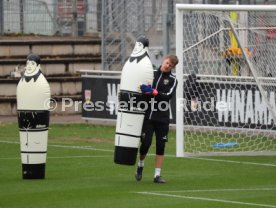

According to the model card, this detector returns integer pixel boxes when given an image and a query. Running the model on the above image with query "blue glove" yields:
[140,84,153,94]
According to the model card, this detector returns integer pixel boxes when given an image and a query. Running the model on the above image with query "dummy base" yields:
[22,164,45,179]
[114,146,138,165]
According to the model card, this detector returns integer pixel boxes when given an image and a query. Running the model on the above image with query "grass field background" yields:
[1,122,276,208]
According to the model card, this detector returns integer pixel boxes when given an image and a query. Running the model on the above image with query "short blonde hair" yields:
[164,55,179,67]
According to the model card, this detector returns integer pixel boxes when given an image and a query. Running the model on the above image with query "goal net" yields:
[175,4,276,157]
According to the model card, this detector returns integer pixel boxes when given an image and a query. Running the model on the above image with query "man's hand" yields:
[140,84,158,96]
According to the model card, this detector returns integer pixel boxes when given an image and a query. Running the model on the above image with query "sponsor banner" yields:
[184,82,276,130]
[82,76,276,129]
[82,77,120,119]
[82,77,176,122]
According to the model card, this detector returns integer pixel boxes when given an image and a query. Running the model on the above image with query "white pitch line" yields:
[1,140,276,167]
[0,155,110,160]
[187,157,276,167]
[0,140,18,144]
[49,144,113,153]
[0,157,19,160]
[162,154,276,167]
[137,192,276,208]
[0,140,113,153]
[48,155,110,159]
[154,187,276,193]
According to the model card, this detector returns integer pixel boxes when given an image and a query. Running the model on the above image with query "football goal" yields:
[175,4,276,157]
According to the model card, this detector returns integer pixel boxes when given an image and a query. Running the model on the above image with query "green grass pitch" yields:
[0,122,276,208]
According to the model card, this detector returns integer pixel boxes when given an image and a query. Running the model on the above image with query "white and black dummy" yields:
[17,54,51,179]
[114,35,154,165]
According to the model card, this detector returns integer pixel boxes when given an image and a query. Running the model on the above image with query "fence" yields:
[1,0,276,71]
[0,0,99,36]
[101,0,177,70]
[2,0,56,35]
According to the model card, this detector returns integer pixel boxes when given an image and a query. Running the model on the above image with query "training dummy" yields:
[17,54,51,179]
[114,36,154,165]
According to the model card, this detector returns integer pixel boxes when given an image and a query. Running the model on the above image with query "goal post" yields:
[175,4,276,157]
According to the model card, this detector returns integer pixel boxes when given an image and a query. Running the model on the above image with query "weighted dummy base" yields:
[22,164,45,179]
[114,146,138,165]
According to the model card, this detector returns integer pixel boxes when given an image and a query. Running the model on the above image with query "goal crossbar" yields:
[176,4,276,11]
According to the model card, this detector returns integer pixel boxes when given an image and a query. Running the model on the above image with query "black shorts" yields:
[139,119,169,155]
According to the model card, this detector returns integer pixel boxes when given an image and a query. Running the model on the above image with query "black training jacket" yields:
[145,66,178,124]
